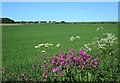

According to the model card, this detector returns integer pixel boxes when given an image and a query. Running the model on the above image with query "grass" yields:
[2,24,118,70]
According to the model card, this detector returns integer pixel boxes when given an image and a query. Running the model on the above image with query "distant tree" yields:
[21,21,27,24]
[49,21,51,24]
[55,22,60,24]
[40,21,47,24]
[15,21,21,23]
[28,21,32,24]
[1,18,15,23]
[34,21,39,24]
[60,21,66,23]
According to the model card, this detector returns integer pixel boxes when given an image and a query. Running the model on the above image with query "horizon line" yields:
[0,18,118,22]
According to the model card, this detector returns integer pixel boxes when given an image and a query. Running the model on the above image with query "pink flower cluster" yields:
[70,48,98,69]
[79,48,98,69]
[51,52,70,66]
[51,48,98,73]
[52,66,60,72]
[51,52,71,73]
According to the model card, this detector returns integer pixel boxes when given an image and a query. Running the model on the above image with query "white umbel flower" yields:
[38,44,44,47]
[96,28,100,31]
[42,50,46,53]
[70,36,75,41]
[49,44,53,46]
[35,46,39,48]
[56,43,60,47]
[75,36,80,39]
[88,48,91,51]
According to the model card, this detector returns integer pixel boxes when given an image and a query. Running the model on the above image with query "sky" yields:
[1,0,120,2]
[2,2,118,22]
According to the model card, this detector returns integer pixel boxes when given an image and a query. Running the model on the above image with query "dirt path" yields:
[0,24,23,26]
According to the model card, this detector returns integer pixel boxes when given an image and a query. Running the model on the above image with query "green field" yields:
[2,24,118,68]
[2,24,119,81]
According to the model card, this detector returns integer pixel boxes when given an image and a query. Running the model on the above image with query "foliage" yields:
[1,18,15,23]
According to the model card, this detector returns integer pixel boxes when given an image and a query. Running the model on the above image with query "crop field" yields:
[2,24,119,81]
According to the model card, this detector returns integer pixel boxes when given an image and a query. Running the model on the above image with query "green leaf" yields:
[99,77,104,81]
[88,72,92,81]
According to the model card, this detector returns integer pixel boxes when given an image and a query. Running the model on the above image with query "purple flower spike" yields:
[71,48,76,57]
[80,48,85,55]
[51,56,56,64]
[49,47,99,77]
[92,57,98,68]
[53,66,60,72]
[66,54,70,61]
[82,64,85,69]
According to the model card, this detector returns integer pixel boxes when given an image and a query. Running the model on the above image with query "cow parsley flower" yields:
[44,43,49,48]
[84,43,92,52]
[38,44,45,47]
[35,46,39,48]
[75,36,80,39]
[88,48,92,51]
[42,50,46,53]
[96,26,103,31]
[70,35,80,41]
[96,28,100,31]
[56,43,60,47]
[70,36,75,41]
[49,44,53,46]
[93,32,117,49]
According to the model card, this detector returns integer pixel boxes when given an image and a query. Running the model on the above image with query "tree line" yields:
[0,18,117,24]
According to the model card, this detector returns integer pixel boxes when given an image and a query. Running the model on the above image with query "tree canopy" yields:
[0,18,15,23]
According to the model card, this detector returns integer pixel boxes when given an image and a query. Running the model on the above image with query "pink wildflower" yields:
[53,66,60,73]
[59,72,64,76]
[58,53,64,61]
[51,56,56,64]
[86,54,92,61]
[71,48,76,57]
[82,64,85,69]
[93,57,98,68]
[66,54,70,61]
[2,68,5,74]
[2,68,5,71]
[80,48,85,55]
